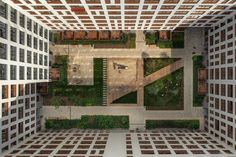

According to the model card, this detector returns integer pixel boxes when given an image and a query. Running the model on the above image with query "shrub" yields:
[172,32,185,48]
[80,115,129,129]
[157,40,173,48]
[145,33,157,45]
[192,55,205,107]
[146,120,199,129]
[45,119,80,129]
[45,115,129,129]
[50,96,65,109]
[112,92,137,104]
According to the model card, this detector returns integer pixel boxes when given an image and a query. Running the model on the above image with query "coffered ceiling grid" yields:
[6,0,236,30]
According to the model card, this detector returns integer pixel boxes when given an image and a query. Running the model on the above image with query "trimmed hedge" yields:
[172,32,184,48]
[112,91,137,104]
[157,40,173,48]
[146,120,199,129]
[145,32,157,45]
[192,55,205,107]
[79,115,129,129]
[55,33,136,48]
[45,115,129,129]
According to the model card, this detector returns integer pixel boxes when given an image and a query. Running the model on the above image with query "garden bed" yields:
[172,32,185,48]
[54,33,136,48]
[144,68,184,110]
[144,58,180,76]
[45,115,129,129]
[157,40,173,48]
[145,31,184,48]
[145,32,158,45]
[112,91,137,104]
[47,56,103,106]
[146,120,199,129]
[192,55,205,107]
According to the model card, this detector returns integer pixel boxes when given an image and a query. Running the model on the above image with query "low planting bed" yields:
[157,40,173,48]
[45,115,129,129]
[192,55,205,107]
[112,91,137,104]
[55,33,136,48]
[145,32,158,45]
[144,68,184,110]
[172,32,185,48]
[144,58,180,76]
[47,56,103,106]
[146,120,199,129]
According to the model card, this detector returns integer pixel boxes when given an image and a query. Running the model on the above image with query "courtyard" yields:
[44,29,206,130]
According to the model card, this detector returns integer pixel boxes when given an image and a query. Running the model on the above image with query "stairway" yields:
[102,59,107,105]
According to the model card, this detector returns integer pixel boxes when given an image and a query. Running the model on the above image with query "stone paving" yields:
[68,56,94,85]
[107,58,138,104]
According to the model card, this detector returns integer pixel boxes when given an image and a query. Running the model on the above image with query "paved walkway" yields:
[136,59,144,106]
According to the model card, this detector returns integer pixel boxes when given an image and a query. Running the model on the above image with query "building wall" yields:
[4,0,236,31]
[208,12,236,150]
[0,0,49,153]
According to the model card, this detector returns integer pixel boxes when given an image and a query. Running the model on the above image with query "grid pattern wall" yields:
[6,0,236,30]
[208,12,236,150]
[0,0,49,154]
[2,130,236,157]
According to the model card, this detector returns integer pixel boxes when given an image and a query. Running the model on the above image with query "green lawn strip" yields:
[48,57,103,106]
[112,91,137,104]
[146,120,199,129]
[172,32,185,48]
[144,58,180,76]
[192,55,205,107]
[45,115,129,129]
[144,68,184,110]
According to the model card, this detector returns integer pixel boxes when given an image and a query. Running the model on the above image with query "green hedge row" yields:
[146,120,199,129]
[192,55,205,107]
[112,91,137,104]
[45,115,129,129]
[157,40,173,48]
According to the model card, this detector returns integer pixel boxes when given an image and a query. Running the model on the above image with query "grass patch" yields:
[48,57,103,106]
[146,120,199,129]
[172,31,185,48]
[45,115,129,129]
[144,58,180,76]
[144,68,184,110]
[112,91,137,104]
[193,55,205,107]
